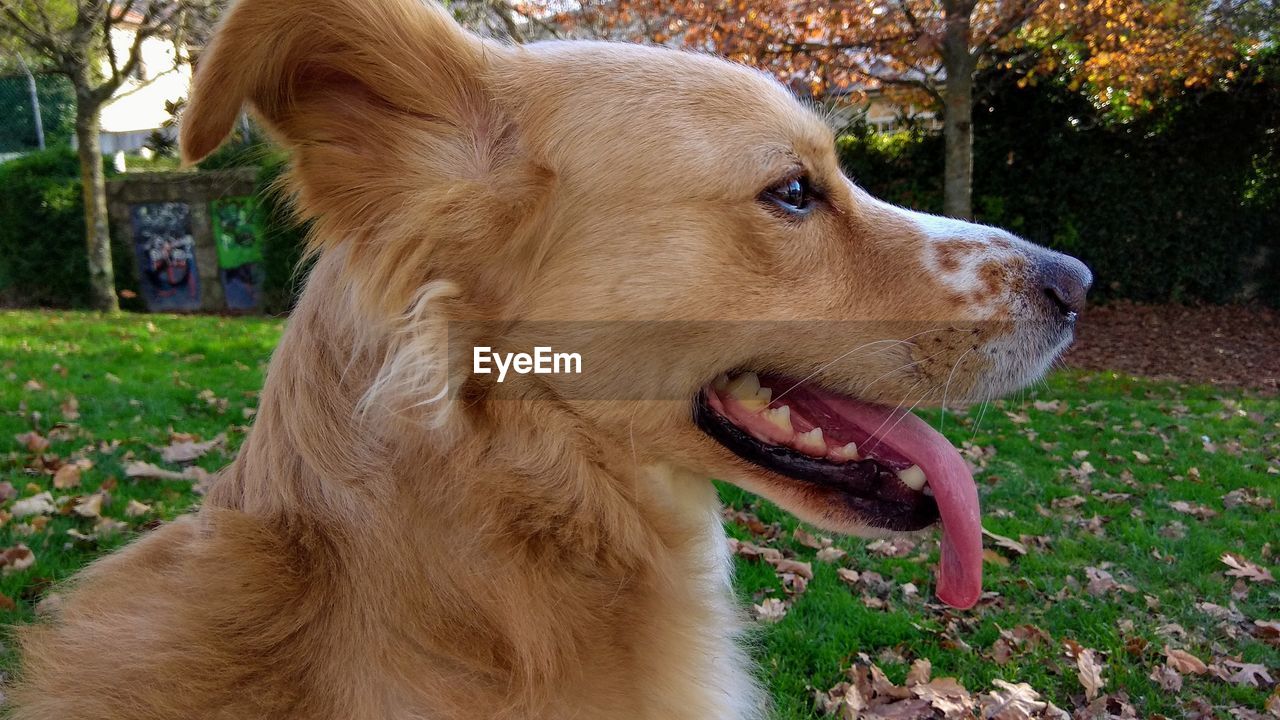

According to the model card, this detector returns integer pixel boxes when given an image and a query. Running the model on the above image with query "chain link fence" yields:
[0,69,75,160]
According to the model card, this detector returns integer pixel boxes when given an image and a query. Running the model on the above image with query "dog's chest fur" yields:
[626,464,766,720]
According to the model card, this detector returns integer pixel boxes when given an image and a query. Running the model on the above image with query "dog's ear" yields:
[181,0,492,164]
[181,0,535,319]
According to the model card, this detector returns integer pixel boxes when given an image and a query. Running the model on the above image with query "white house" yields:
[96,8,191,159]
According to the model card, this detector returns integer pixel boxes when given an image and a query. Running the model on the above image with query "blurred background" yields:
[1,0,1277,314]
[0,3,1277,717]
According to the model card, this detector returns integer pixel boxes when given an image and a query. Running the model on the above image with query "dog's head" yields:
[184,0,1090,608]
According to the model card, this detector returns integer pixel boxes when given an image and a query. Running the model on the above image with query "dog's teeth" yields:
[896,464,927,491]
[713,374,730,391]
[762,405,793,434]
[831,442,860,460]
[795,427,825,455]
[726,372,761,401]
[737,385,772,412]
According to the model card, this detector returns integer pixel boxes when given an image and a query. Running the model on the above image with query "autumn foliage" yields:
[534,0,1247,217]
[543,0,1241,108]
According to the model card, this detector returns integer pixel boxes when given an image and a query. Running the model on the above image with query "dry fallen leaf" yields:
[11,492,56,518]
[1169,500,1218,519]
[816,546,847,563]
[95,517,128,535]
[1221,553,1274,584]
[980,679,1055,720]
[984,527,1029,556]
[1164,646,1208,674]
[866,537,916,557]
[124,499,152,518]
[161,433,226,464]
[1222,488,1275,510]
[773,559,813,580]
[752,597,789,623]
[1219,661,1274,687]
[905,658,932,686]
[52,463,81,489]
[1149,664,1183,692]
[59,394,80,421]
[13,431,50,454]
[722,509,776,538]
[792,527,829,549]
[1052,495,1087,509]
[124,461,212,487]
[0,544,35,574]
[911,676,973,718]
[1085,566,1137,596]
[72,492,105,519]
[1074,647,1106,701]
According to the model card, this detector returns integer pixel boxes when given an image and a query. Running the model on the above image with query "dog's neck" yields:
[206,262,764,719]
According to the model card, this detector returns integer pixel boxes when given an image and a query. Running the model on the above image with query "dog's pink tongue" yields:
[824,399,984,609]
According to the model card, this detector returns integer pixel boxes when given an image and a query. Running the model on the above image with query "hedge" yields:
[0,147,136,309]
[253,154,311,314]
[0,145,309,313]
[2,52,1276,309]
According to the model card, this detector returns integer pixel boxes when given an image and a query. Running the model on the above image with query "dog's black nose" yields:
[1035,253,1092,318]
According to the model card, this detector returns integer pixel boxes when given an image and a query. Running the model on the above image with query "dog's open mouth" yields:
[694,371,983,608]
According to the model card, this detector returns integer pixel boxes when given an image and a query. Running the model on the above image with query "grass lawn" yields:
[2,310,1277,717]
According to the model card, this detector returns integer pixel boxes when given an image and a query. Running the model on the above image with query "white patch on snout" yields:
[902,209,1025,319]
[893,206,1076,400]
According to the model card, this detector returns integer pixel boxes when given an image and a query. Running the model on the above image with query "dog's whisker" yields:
[939,346,976,433]
[873,385,931,443]
[971,391,994,440]
[768,327,941,406]
[863,379,926,443]
[856,344,954,399]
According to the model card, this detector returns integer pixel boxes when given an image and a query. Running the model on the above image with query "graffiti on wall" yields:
[130,202,200,311]
[210,197,264,311]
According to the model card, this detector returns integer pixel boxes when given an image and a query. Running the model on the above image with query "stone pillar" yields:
[106,168,258,313]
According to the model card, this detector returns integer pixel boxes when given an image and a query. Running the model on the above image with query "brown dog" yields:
[9,0,1090,717]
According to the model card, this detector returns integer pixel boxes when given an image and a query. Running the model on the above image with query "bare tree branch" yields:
[95,0,169,104]
[896,0,924,35]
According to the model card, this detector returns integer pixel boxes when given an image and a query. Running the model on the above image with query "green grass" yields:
[2,310,1277,716]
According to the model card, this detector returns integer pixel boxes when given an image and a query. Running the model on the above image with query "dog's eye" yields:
[761,176,814,216]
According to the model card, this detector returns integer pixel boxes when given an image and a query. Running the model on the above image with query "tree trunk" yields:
[73,87,119,313]
[941,1,977,220]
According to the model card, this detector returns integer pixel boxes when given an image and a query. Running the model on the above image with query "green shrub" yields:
[837,129,943,213]
[0,143,312,312]
[254,154,311,314]
[0,147,128,308]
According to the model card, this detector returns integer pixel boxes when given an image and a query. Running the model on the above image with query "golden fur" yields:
[9,0,1087,717]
